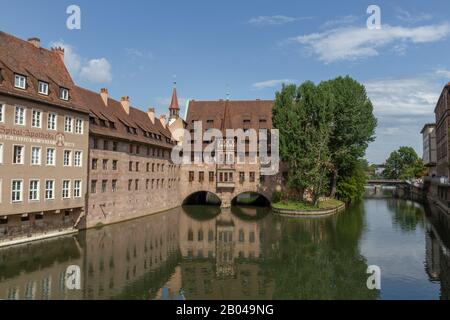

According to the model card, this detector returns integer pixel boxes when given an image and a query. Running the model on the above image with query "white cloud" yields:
[249,15,310,26]
[435,68,450,78]
[396,8,432,23]
[320,15,360,29]
[291,23,450,63]
[80,58,112,83]
[49,40,112,84]
[252,79,297,90]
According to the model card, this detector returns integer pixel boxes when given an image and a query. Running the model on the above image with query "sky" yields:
[1,0,450,164]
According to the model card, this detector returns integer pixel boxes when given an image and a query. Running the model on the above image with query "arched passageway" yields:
[231,192,271,207]
[182,191,222,206]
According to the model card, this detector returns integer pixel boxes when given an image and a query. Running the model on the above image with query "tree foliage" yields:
[336,160,368,203]
[382,146,425,180]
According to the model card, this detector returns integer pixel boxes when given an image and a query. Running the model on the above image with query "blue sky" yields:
[1,0,450,163]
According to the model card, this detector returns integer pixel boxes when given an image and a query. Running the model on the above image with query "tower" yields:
[169,81,180,121]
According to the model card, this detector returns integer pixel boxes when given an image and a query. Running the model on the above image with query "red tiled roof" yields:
[76,86,175,148]
[186,100,274,133]
[0,31,88,114]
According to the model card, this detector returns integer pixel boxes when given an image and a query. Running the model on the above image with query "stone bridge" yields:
[179,164,280,208]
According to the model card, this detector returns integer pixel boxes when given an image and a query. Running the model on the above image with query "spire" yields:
[169,80,180,120]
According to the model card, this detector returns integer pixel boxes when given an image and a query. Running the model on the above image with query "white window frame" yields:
[31,109,42,128]
[11,179,23,203]
[63,150,72,167]
[14,74,26,89]
[29,179,40,202]
[46,148,56,166]
[60,88,69,101]
[62,180,71,199]
[75,118,83,134]
[31,146,41,165]
[64,116,73,133]
[74,150,82,167]
[14,106,25,126]
[38,81,49,95]
[12,145,25,164]
[74,180,82,198]
[0,143,3,164]
[45,180,55,200]
[47,113,57,131]
[0,103,4,123]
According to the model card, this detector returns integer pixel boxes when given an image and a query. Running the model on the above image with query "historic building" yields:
[77,86,181,228]
[180,99,282,207]
[0,32,89,245]
[434,84,450,179]
[421,123,437,177]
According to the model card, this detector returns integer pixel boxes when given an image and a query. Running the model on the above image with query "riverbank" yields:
[272,199,345,217]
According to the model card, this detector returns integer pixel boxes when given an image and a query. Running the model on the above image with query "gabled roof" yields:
[0,31,88,113]
[186,99,274,134]
[76,86,175,148]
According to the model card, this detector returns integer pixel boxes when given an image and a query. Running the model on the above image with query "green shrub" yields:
[272,191,282,203]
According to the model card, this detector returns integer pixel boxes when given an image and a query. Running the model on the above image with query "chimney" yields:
[159,115,167,127]
[121,96,130,114]
[28,37,40,48]
[51,47,65,61]
[100,88,108,106]
[148,108,155,124]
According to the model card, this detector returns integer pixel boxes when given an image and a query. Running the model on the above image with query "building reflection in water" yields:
[1,200,448,300]
[424,204,450,299]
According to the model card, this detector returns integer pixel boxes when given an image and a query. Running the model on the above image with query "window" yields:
[64,116,73,132]
[75,118,83,134]
[15,106,25,125]
[29,180,39,201]
[135,179,139,190]
[38,81,49,95]
[135,162,139,172]
[47,113,57,130]
[146,179,150,190]
[74,180,82,198]
[102,159,108,170]
[129,161,133,171]
[199,171,204,182]
[113,142,118,151]
[45,180,55,200]
[62,180,71,199]
[0,103,4,122]
[91,158,98,170]
[74,151,82,167]
[14,74,26,89]
[63,150,72,166]
[189,171,195,182]
[93,138,98,149]
[60,88,69,101]
[31,110,42,128]
[146,163,150,172]
[11,180,23,202]
[13,145,24,164]
[128,179,132,191]
[91,180,97,194]
[31,146,41,165]
[0,143,3,164]
[209,172,215,182]
[102,180,107,193]
[112,160,118,170]
[112,180,117,192]
[239,172,245,183]
[103,140,109,150]
[249,172,256,183]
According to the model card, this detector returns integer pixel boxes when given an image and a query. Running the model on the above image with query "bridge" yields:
[366,179,406,186]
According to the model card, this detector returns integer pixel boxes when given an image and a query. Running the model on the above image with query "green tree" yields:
[383,146,425,179]
[336,159,368,203]
[273,82,334,205]
[319,76,377,197]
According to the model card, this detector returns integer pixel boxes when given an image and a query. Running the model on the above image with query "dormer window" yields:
[109,121,116,129]
[99,119,106,127]
[89,116,97,125]
[38,81,49,95]
[60,87,69,101]
[14,74,26,89]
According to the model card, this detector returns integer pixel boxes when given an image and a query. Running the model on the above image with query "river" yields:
[0,188,449,300]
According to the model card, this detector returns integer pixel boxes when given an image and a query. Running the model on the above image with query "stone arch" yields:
[182,191,222,206]
[230,191,271,207]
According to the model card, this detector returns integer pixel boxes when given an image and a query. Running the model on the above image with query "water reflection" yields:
[0,198,449,300]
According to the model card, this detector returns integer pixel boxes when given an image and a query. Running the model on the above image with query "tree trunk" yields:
[329,169,338,198]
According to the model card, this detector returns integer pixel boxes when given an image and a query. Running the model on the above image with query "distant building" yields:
[0,32,89,244]
[434,84,450,178]
[421,123,437,176]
